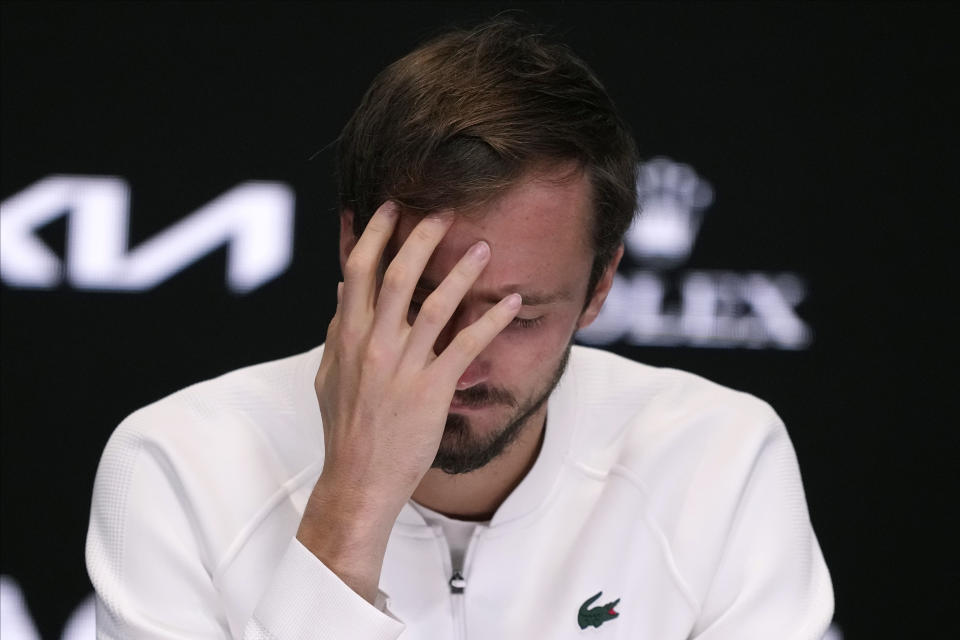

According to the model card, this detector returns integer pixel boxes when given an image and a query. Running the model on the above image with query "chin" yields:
[433,408,532,475]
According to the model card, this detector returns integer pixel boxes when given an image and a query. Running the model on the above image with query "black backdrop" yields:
[2,2,956,638]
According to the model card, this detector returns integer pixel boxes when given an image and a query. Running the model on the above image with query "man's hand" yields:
[297,201,521,604]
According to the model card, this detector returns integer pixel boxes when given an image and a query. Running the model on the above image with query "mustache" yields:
[451,384,517,409]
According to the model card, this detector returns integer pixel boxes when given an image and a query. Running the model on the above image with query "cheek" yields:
[490,316,575,370]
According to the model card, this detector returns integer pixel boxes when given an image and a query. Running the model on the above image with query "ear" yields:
[339,208,359,273]
[577,243,624,330]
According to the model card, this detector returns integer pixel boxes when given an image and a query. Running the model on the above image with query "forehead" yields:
[392,166,595,300]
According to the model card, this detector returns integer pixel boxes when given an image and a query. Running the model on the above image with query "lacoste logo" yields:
[577,591,620,629]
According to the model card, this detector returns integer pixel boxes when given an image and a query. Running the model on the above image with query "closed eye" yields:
[409,299,542,330]
[511,316,542,329]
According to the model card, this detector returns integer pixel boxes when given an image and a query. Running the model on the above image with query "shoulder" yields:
[565,345,785,481]
[566,345,780,433]
[92,345,326,538]
[115,344,324,456]
[563,350,829,621]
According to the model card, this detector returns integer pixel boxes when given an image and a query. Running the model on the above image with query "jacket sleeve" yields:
[244,539,404,639]
[86,420,406,640]
[689,418,834,639]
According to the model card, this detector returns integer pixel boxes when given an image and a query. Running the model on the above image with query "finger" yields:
[340,201,399,324]
[372,213,455,332]
[429,293,522,381]
[402,240,491,364]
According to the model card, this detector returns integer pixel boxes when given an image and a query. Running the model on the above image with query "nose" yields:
[456,360,489,390]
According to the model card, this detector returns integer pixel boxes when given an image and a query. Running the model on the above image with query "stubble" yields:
[432,341,572,474]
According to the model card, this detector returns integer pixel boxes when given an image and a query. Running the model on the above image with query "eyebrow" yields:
[415,278,569,306]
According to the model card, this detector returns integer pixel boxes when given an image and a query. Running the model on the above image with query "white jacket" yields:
[86,345,833,639]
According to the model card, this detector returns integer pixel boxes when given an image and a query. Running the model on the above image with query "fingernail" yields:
[382,201,399,217]
[469,241,490,260]
[505,293,522,309]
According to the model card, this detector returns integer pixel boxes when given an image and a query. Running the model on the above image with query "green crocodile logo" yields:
[577,591,620,629]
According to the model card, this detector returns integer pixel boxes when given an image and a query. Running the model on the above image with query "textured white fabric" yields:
[86,345,833,639]
[408,501,490,575]
[246,540,403,640]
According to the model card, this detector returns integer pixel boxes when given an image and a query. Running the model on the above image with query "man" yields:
[87,19,833,639]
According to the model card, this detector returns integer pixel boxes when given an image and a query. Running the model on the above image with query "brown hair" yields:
[336,18,638,297]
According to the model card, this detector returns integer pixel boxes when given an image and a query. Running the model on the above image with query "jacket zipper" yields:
[433,526,482,640]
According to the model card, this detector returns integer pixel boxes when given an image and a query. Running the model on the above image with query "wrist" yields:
[314,461,415,521]
[296,475,402,605]
[299,473,402,548]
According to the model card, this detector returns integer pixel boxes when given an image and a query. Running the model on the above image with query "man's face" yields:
[382,164,614,474]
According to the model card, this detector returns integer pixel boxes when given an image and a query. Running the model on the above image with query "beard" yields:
[431,341,572,475]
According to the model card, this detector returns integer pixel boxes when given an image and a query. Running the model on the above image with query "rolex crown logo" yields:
[626,157,714,268]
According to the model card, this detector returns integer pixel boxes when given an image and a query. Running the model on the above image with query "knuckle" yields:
[337,324,362,346]
[454,330,480,355]
[417,298,448,326]
[343,254,368,279]
[313,367,325,390]
[368,217,391,234]
[382,264,408,291]
[412,224,437,244]
[363,341,393,367]
[454,256,481,278]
